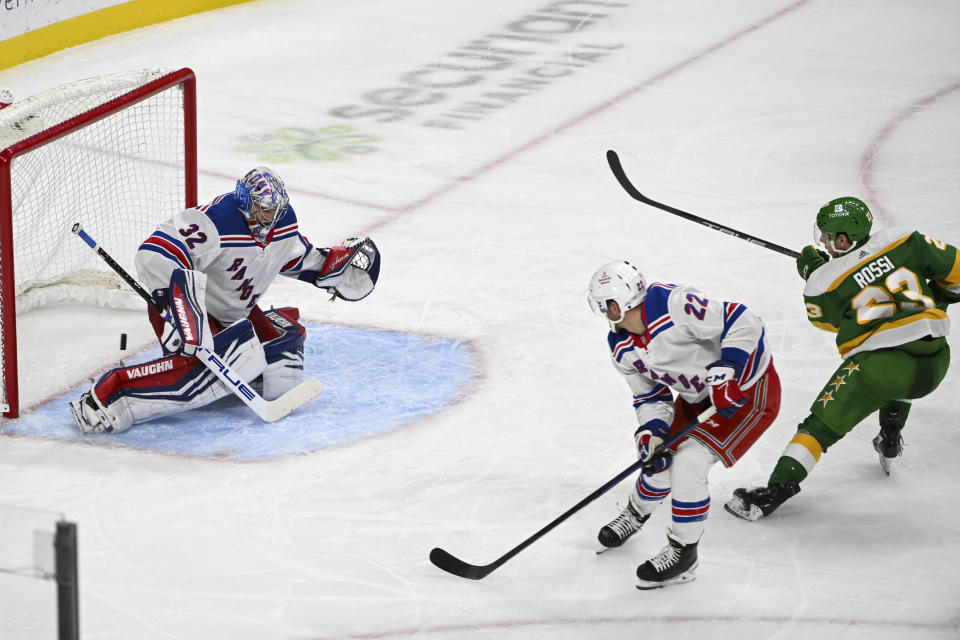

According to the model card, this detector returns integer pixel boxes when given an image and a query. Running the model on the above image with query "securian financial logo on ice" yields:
[327,1,629,131]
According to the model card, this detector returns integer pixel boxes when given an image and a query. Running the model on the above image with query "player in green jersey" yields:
[725,196,960,521]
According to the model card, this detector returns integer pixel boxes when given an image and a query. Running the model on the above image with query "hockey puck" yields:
[120,333,127,351]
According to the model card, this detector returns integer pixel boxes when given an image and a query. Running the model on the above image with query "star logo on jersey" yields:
[818,390,835,407]
[843,362,861,376]
[831,375,847,390]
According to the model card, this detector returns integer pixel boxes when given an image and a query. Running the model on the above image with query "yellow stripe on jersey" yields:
[837,307,949,357]
[938,252,960,288]
[809,320,840,333]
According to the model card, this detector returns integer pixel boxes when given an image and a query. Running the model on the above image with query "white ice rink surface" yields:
[2,0,960,638]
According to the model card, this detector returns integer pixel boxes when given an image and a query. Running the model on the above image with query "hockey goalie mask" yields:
[235,166,289,230]
[814,196,872,256]
[587,261,647,331]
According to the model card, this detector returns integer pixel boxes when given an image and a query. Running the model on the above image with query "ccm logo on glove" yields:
[705,360,749,418]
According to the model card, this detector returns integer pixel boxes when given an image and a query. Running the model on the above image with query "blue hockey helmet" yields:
[235,166,289,227]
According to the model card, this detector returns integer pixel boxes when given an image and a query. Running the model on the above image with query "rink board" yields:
[3,324,476,460]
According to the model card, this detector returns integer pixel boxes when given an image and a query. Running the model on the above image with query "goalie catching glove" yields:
[635,419,671,473]
[158,268,213,357]
[314,237,381,301]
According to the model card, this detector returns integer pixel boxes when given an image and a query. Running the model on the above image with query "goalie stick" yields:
[429,406,717,580]
[605,150,801,260]
[71,223,323,423]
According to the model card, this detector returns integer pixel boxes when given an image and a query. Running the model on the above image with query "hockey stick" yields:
[70,223,323,422]
[606,150,801,260]
[429,406,717,580]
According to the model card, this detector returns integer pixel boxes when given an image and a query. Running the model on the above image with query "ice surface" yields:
[1,1,958,638]
[5,324,476,460]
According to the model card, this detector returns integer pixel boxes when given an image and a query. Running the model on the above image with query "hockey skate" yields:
[723,481,800,521]
[872,407,904,476]
[597,501,650,549]
[635,528,698,590]
[69,392,115,434]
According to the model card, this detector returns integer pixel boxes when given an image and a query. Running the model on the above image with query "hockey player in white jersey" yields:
[587,261,780,589]
[70,166,380,434]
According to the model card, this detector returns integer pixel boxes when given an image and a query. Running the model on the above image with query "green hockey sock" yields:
[768,431,824,485]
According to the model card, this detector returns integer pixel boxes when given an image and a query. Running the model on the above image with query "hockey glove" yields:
[635,419,671,472]
[705,360,749,418]
[928,278,960,312]
[314,237,381,301]
[160,269,212,357]
[796,245,829,281]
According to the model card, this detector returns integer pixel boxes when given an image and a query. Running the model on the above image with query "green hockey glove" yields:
[797,245,829,280]
[928,279,960,311]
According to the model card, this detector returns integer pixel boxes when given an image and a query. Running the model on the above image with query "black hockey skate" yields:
[872,407,904,476]
[598,502,650,549]
[635,529,698,590]
[723,481,800,521]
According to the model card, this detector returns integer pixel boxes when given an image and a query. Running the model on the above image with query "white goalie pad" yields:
[263,351,304,400]
[92,319,266,431]
[261,308,306,401]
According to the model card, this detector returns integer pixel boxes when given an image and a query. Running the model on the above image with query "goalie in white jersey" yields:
[587,261,780,589]
[70,166,380,434]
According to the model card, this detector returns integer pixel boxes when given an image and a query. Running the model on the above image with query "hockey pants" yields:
[769,336,950,484]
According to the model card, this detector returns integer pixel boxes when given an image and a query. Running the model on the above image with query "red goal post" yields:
[0,68,197,418]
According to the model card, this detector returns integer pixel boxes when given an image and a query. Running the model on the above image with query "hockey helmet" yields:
[235,166,289,227]
[587,261,647,331]
[815,196,872,255]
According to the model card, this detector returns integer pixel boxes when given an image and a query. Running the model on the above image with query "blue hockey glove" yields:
[797,245,829,280]
[635,419,672,473]
[705,360,749,418]
[634,418,669,460]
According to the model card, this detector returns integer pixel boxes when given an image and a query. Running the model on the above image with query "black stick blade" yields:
[429,547,495,580]
[606,150,645,200]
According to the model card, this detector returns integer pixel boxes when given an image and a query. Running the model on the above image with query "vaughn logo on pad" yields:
[125,360,175,380]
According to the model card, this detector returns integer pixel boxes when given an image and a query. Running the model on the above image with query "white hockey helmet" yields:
[587,261,647,330]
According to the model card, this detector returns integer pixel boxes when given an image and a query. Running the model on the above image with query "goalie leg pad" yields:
[87,319,266,430]
[261,307,306,401]
[70,390,130,434]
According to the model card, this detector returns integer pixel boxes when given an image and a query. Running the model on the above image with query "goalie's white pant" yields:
[629,438,720,545]
[91,319,266,433]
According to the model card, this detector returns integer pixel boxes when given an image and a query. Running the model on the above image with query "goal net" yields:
[0,68,197,418]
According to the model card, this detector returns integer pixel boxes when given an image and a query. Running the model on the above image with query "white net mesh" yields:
[0,69,191,414]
